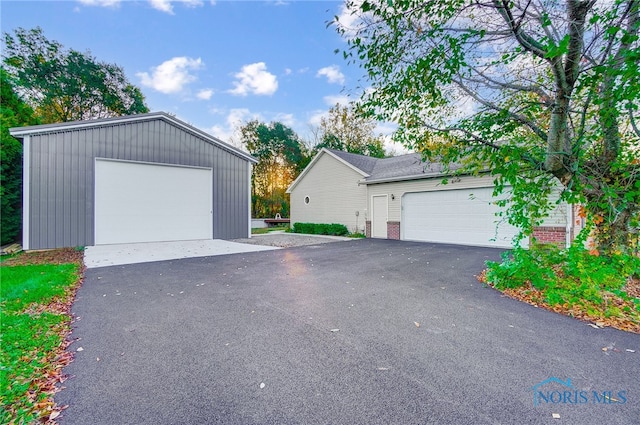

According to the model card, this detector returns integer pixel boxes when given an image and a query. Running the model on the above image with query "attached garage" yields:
[401,188,523,248]
[288,148,571,248]
[10,112,257,250]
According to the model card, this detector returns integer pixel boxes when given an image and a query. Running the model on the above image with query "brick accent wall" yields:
[365,221,371,238]
[387,221,400,240]
[532,226,566,246]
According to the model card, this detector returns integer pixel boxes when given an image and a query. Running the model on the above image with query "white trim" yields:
[248,164,252,238]
[22,136,30,250]
[94,156,212,171]
[286,148,369,193]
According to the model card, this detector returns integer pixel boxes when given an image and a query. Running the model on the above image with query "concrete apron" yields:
[84,239,279,269]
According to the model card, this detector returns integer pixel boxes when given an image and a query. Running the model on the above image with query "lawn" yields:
[0,249,83,424]
[251,225,289,234]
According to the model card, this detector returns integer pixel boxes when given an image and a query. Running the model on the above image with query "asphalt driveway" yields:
[57,239,639,424]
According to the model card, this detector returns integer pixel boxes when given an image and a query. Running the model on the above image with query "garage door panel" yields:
[402,188,524,248]
[95,160,212,245]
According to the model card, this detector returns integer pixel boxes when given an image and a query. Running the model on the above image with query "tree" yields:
[313,103,386,158]
[336,0,639,255]
[3,27,148,123]
[240,121,309,218]
[0,69,39,244]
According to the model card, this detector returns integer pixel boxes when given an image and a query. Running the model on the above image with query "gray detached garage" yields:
[10,112,257,250]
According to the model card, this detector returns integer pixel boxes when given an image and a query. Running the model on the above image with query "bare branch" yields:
[452,77,549,141]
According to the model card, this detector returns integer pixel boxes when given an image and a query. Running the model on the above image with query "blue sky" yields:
[2,0,399,149]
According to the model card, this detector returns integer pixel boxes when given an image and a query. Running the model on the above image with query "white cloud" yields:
[196,88,214,100]
[149,0,173,13]
[77,0,121,7]
[208,108,263,145]
[335,0,366,40]
[316,65,345,85]
[284,68,292,76]
[137,56,203,94]
[375,121,398,136]
[273,113,295,127]
[148,0,205,15]
[323,94,350,106]
[229,62,278,96]
[308,110,328,128]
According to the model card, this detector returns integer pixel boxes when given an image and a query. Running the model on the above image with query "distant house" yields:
[10,112,257,250]
[287,148,573,248]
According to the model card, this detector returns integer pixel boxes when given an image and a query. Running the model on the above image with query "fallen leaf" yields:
[414,322,420,328]
[602,347,608,351]
[50,411,61,420]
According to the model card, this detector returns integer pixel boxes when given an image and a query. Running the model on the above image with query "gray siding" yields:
[27,118,250,249]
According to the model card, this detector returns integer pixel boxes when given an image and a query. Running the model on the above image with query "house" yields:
[10,112,257,250]
[287,148,573,248]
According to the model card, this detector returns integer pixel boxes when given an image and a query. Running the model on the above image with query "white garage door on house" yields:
[95,159,213,245]
[401,188,524,248]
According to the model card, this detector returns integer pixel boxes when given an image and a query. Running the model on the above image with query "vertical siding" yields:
[290,153,368,233]
[27,118,251,249]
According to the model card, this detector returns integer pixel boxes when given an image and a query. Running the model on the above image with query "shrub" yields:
[486,243,640,312]
[292,222,349,236]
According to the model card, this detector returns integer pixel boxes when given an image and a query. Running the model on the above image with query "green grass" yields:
[1,263,81,423]
[251,225,289,234]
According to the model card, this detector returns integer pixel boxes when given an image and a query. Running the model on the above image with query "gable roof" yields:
[288,148,466,192]
[9,111,257,164]
[286,148,372,193]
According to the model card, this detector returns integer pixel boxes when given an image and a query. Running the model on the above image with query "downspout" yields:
[566,203,573,249]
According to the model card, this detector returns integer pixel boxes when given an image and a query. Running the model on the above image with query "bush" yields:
[486,243,640,312]
[291,222,349,236]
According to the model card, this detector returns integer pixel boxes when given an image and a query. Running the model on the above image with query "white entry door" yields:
[95,159,213,245]
[371,195,388,238]
[401,188,525,248]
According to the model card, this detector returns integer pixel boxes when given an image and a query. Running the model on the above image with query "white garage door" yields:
[95,159,213,245]
[402,188,525,248]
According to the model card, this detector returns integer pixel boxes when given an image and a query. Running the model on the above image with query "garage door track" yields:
[57,239,639,424]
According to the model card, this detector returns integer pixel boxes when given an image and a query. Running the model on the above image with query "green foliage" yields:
[312,103,386,158]
[3,27,149,123]
[336,0,640,256]
[487,244,640,313]
[240,120,309,218]
[0,262,80,424]
[292,222,350,236]
[0,68,39,245]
